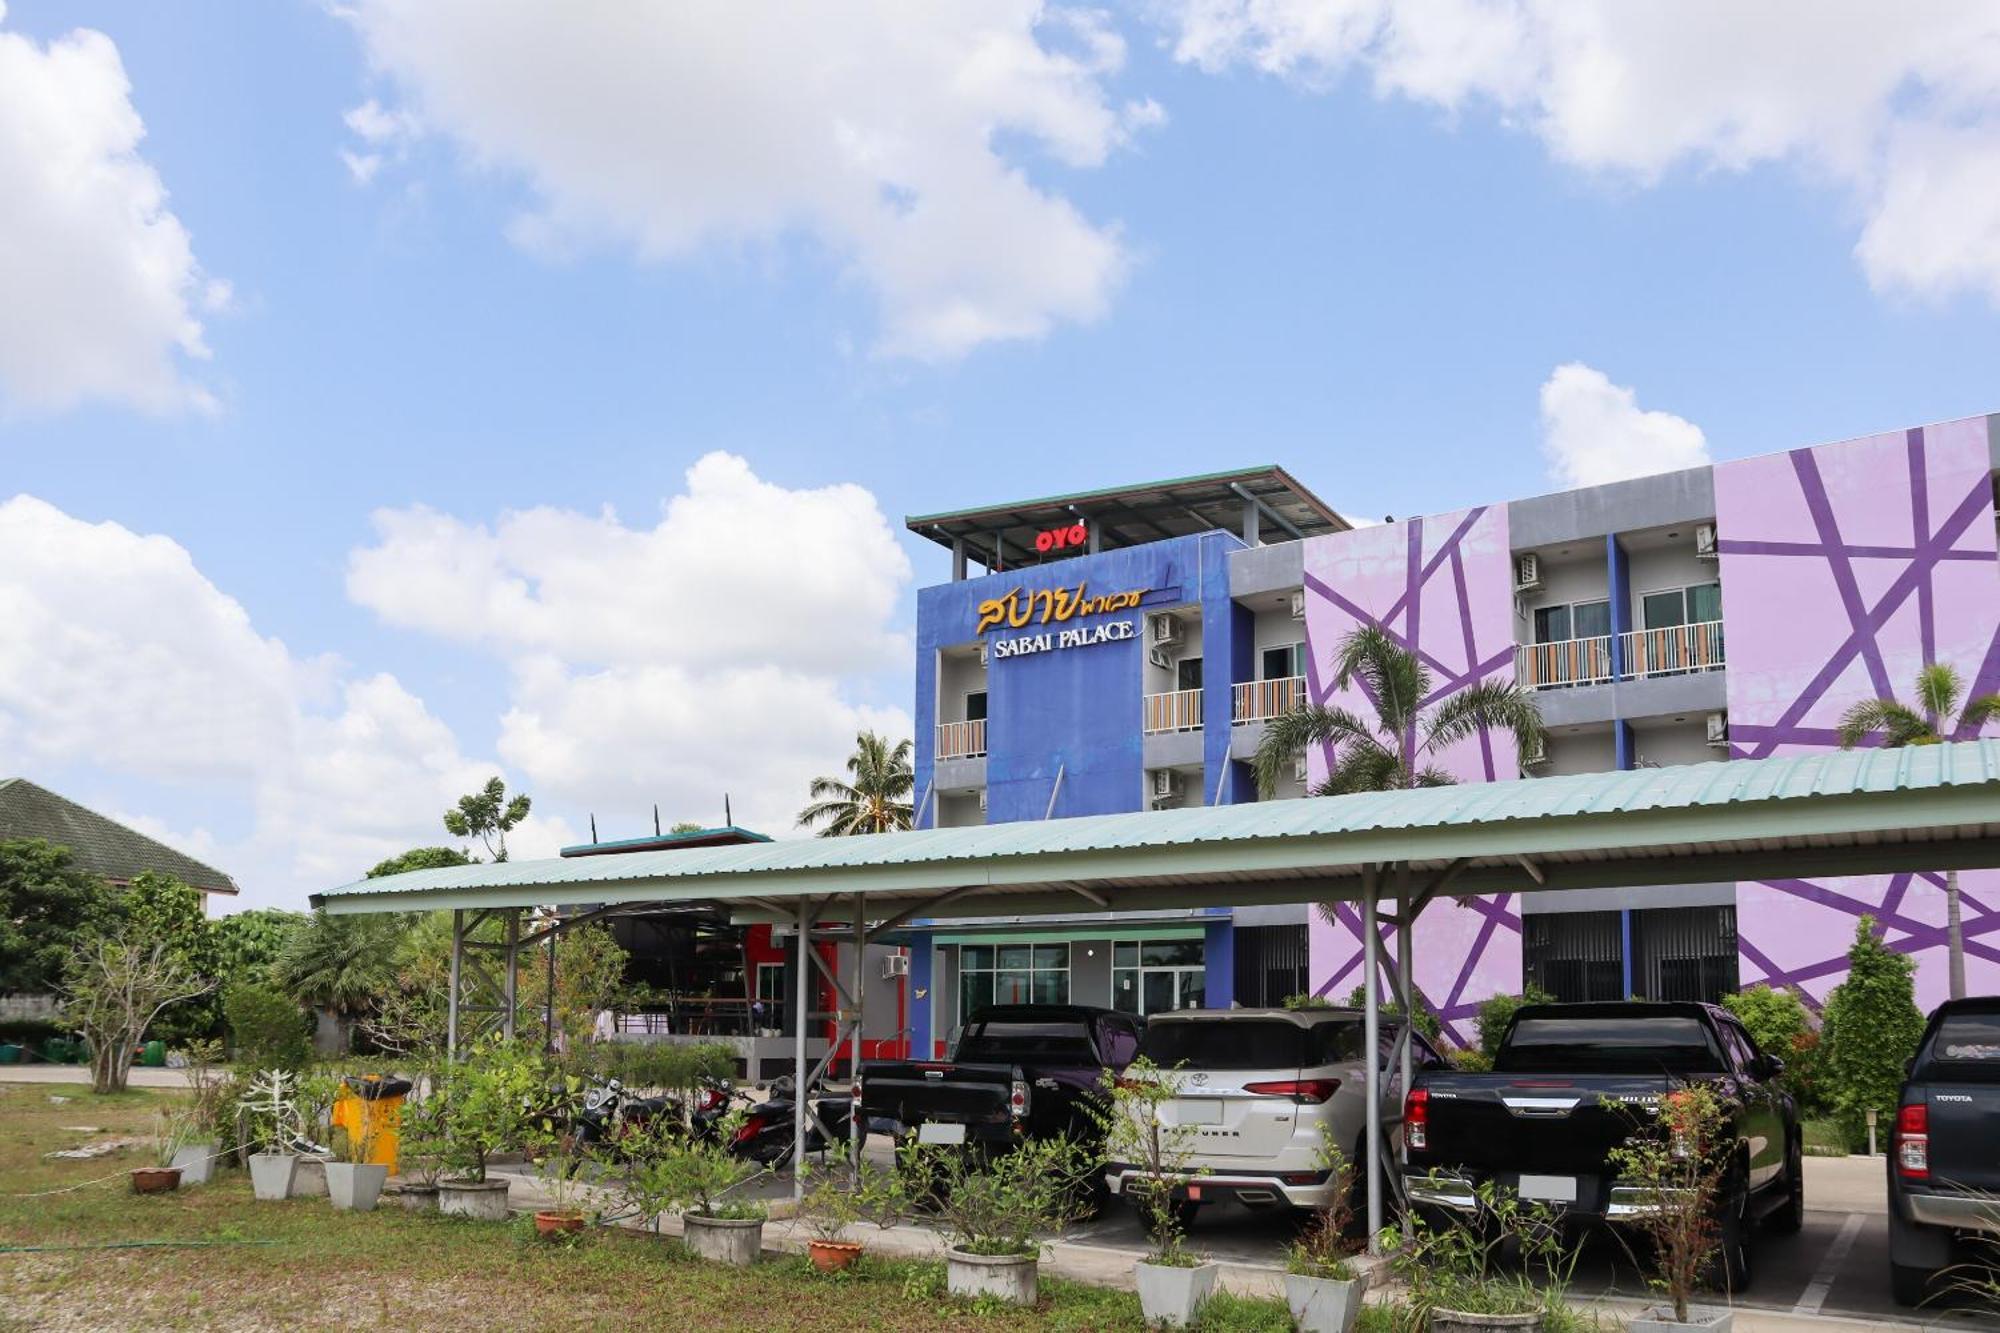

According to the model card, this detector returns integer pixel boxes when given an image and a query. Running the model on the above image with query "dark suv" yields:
[1888,997,2000,1306]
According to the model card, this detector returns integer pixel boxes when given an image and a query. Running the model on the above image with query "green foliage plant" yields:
[444,776,531,861]
[1605,1083,1733,1323]
[1721,984,1823,1112]
[795,1158,869,1244]
[1343,984,1443,1041]
[181,1037,238,1144]
[1281,993,1333,1010]
[897,1135,1094,1258]
[119,872,222,1043]
[153,1108,197,1169]
[437,1040,547,1183]
[1476,986,1556,1060]
[0,837,119,996]
[394,1067,450,1186]
[1821,916,1926,1149]
[223,980,312,1071]
[1093,1056,1202,1267]
[797,731,915,836]
[210,907,309,985]
[1286,1126,1360,1280]
[366,846,474,879]
[639,1110,770,1222]
[1389,1179,1577,1322]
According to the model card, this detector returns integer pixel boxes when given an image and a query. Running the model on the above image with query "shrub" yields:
[1605,1083,1734,1322]
[898,1135,1095,1258]
[1342,984,1443,1041]
[224,980,312,1071]
[436,1039,548,1182]
[1094,1056,1201,1265]
[1820,916,1925,1150]
[1722,984,1826,1113]
[1476,986,1556,1059]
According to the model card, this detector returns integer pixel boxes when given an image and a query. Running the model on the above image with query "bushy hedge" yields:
[1721,983,1828,1114]
[1475,986,1556,1059]
[1820,916,1925,1150]
[224,979,313,1071]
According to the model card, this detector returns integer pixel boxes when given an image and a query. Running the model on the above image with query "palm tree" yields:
[273,910,409,1051]
[1253,624,1547,798]
[1836,662,2000,999]
[797,731,915,836]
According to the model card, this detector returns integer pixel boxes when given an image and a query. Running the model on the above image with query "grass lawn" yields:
[0,1083,1296,1331]
[1802,1117,1851,1157]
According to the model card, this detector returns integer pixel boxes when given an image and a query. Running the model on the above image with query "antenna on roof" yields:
[725,793,733,827]
[654,804,661,836]
[589,814,598,844]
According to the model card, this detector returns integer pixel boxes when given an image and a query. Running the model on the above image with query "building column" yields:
[907,931,935,1058]
[1202,918,1234,1009]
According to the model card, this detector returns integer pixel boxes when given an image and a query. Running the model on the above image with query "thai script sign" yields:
[974,583,1146,635]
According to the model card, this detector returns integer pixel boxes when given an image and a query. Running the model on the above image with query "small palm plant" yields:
[1254,625,1545,798]
[1837,661,2000,999]
[797,731,914,836]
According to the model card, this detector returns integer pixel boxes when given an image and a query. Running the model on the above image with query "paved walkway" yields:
[0,1065,192,1088]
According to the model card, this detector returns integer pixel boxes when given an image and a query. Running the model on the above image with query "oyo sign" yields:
[1034,522,1088,554]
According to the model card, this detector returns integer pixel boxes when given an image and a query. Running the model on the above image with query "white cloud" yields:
[351,452,916,846]
[1153,1,2000,308]
[0,495,519,909]
[334,1,1154,358]
[0,10,221,413]
[1538,362,1707,489]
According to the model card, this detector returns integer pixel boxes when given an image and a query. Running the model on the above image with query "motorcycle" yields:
[573,1074,744,1158]
[729,1074,858,1167]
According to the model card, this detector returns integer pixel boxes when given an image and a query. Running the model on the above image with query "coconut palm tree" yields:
[1252,624,1547,798]
[797,731,915,836]
[1836,662,2000,999]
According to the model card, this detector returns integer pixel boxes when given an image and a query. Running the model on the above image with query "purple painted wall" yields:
[1302,506,1524,1043]
[1716,415,2000,1010]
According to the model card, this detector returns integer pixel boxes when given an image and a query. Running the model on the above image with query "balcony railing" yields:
[1233,676,1306,724]
[1143,688,1204,734]
[1515,621,1725,689]
[935,718,987,760]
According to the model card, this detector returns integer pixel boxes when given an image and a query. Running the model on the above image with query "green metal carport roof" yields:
[314,739,2000,921]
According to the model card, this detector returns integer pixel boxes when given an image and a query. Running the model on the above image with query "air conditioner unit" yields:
[1150,769,1181,803]
[1695,523,1719,560]
[976,789,987,814]
[883,953,911,979]
[1513,554,1542,593]
[1520,735,1548,769]
[1706,712,1729,747]
[1289,590,1307,621]
[1293,757,1310,785]
[1147,646,1174,671]
[1152,613,1184,647]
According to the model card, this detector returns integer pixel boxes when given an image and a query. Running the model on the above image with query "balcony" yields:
[936,718,987,760]
[1515,621,1725,690]
[1233,676,1306,724]
[1143,688,1204,735]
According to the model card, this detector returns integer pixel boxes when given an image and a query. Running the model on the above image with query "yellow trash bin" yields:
[331,1075,411,1173]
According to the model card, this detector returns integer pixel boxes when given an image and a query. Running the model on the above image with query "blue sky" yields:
[4,1,1999,909]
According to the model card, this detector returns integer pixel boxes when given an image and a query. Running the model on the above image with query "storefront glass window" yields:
[1113,938,1206,1015]
[959,942,1069,1017]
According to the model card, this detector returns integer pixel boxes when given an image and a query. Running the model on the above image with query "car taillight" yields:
[1896,1103,1929,1180]
[1243,1079,1340,1104]
[1405,1087,1428,1151]
[1010,1078,1028,1119]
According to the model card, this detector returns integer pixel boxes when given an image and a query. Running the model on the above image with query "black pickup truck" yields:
[1888,996,2000,1306]
[1405,1002,1803,1291]
[859,1004,1142,1150]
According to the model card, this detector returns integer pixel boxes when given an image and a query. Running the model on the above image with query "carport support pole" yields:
[794,898,814,1200]
[1397,861,1414,1241]
[851,892,866,1177]
[1363,864,1383,1253]
[447,908,463,1061]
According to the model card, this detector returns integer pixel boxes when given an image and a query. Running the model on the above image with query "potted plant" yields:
[528,1071,591,1238]
[902,1135,1094,1308]
[325,1110,390,1213]
[435,1042,543,1221]
[239,1069,304,1201]
[1099,1058,1216,1328]
[1607,1084,1738,1333]
[795,1158,887,1272]
[171,1038,229,1185]
[387,1069,446,1211]
[132,1110,190,1194]
[1284,1133,1367,1333]
[1393,1176,1578,1333]
[653,1113,770,1265]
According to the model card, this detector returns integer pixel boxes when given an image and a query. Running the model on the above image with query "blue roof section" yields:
[314,740,2000,915]
[559,825,772,857]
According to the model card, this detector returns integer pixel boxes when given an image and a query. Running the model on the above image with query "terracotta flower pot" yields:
[535,1210,586,1238]
[130,1166,182,1194]
[808,1239,862,1272]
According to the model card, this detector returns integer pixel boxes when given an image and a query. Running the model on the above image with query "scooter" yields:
[729,1075,857,1167]
[569,1076,672,1156]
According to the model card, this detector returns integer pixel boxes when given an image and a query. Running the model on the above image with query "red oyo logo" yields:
[1034,523,1088,554]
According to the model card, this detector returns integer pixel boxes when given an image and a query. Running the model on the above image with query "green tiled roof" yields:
[0,778,237,894]
[316,741,2000,920]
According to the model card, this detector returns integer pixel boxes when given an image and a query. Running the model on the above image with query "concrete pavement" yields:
[0,1065,192,1088]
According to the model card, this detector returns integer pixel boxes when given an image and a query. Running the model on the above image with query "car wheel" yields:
[1766,1140,1805,1235]
[1890,1261,1935,1308]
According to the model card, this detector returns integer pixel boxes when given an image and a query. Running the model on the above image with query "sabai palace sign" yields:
[974,582,1149,660]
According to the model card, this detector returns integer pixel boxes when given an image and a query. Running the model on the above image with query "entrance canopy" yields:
[315,739,2000,921]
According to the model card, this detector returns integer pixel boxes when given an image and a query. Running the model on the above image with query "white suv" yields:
[1104,1007,1443,1223]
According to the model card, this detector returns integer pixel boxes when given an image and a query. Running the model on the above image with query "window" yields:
[1098,1018,1142,1067]
[1632,906,1738,1003]
[1523,911,1626,1002]
[1642,582,1722,628]
[1113,939,1206,1016]
[958,943,1069,1017]
[1139,1017,1359,1070]
[1497,1015,1723,1075]
[1176,656,1204,692]
[1533,599,1611,643]
[754,963,790,1035]
[1261,643,1305,680]
[964,690,987,722]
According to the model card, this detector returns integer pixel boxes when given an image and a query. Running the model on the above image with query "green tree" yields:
[1820,916,1926,1149]
[521,921,631,1052]
[797,731,914,836]
[443,776,531,862]
[669,821,704,834]
[1836,661,2000,999]
[223,978,312,1070]
[119,871,223,1042]
[367,845,474,878]
[271,910,409,1051]
[1343,983,1442,1040]
[1475,986,1556,1060]
[211,908,308,985]
[1722,983,1825,1112]
[1253,624,1546,798]
[61,937,212,1093]
[0,838,118,995]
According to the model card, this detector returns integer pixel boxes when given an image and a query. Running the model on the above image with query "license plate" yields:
[917,1121,966,1145]
[1179,1100,1223,1125]
[1518,1174,1577,1203]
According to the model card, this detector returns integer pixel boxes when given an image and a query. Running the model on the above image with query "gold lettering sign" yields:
[974,583,1146,635]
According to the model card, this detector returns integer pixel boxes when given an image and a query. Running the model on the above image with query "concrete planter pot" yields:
[389,1182,439,1213]
[248,1153,298,1201]
[1430,1309,1543,1333]
[946,1249,1038,1307]
[1135,1259,1218,1329]
[1630,1308,1733,1333]
[326,1162,390,1212]
[438,1178,512,1221]
[292,1158,329,1198]
[682,1213,764,1266]
[1285,1271,1369,1333]
[171,1144,218,1186]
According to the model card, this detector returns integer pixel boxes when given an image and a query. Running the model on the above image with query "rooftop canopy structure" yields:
[904,464,1351,578]
[317,739,2000,1235]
